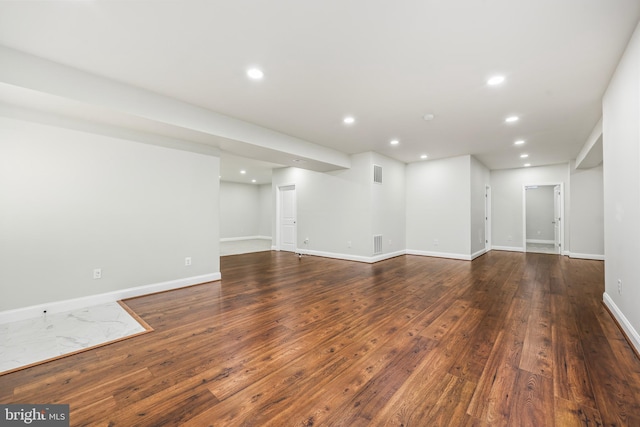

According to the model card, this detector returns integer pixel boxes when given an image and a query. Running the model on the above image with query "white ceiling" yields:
[1,0,639,181]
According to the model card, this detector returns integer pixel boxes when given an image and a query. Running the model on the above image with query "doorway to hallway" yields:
[524,184,563,255]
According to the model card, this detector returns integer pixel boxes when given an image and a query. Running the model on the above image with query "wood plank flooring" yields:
[2,251,640,426]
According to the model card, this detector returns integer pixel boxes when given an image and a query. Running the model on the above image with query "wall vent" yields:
[373,234,383,254]
[373,164,383,184]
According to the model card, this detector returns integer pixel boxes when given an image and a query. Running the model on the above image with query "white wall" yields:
[272,152,404,262]
[525,186,555,242]
[0,116,220,313]
[371,152,406,256]
[491,164,569,251]
[470,156,490,256]
[272,155,372,259]
[406,155,471,258]
[219,182,260,239]
[258,184,272,238]
[569,164,604,258]
[602,21,640,352]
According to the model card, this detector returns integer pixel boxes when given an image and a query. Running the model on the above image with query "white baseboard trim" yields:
[491,245,525,253]
[603,292,640,355]
[406,249,472,261]
[369,250,406,263]
[526,239,555,244]
[0,273,221,325]
[568,252,605,261]
[220,235,271,242]
[471,248,488,260]
[298,248,486,263]
[297,249,405,264]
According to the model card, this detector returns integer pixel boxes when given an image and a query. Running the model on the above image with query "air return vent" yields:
[373,235,383,255]
[373,164,383,184]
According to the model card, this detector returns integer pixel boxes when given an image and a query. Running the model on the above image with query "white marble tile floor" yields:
[0,301,148,374]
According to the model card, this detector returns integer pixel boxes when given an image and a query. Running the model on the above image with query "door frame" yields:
[485,185,492,251]
[553,185,562,253]
[522,182,564,254]
[276,184,296,252]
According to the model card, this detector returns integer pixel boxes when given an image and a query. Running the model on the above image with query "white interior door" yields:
[279,185,296,252]
[553,185,561,254]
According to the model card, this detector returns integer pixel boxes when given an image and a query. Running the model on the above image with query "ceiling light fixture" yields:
[423,113,435,121]
[343,116,355,124]
[524,163,531,167]
[251,179,257,183]
[247,68,264,79]
[390,139,399,146]
[505,116,519,123]
[514,140,525,145]
[420,154,428,159]
[520,154,529,158]
[240,170,246,174]
[487,75,505,86]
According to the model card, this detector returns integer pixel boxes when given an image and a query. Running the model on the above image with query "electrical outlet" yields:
[185,257,192,266]
[618,279,622,295]
[93,268,102,279]
[347,241,352,248]
[434,239,439,247]
[304,237,309,244]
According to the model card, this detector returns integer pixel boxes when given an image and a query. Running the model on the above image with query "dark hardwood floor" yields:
[2,251,640,426]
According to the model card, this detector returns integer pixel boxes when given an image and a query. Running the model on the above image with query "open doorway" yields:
[218,153,276,256]
[523,184,563,254]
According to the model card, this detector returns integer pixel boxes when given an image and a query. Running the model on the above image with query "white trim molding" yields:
[0,273,221,324]
[603,292,640,355]
[568,252,605,261]
[526,239,555,244]
[300,248,488,263]
[491,245,525,253]
[406,249,472,261]
[220,235,272,242]
[471,248,488,260]
[298,249,405,264]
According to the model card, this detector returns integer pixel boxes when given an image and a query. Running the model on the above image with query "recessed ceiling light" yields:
[423,113,435,121]
[487,75,505,86]
[343,116,355,124]
[514,140,525,145]
[247,68,264,79]
[420,154,428,159]
[251,179,257,183]
[524,163,531,167]
[390,139,399,146]
[505,116,519,123]
[520,154,529,158]
[240,170,246,174]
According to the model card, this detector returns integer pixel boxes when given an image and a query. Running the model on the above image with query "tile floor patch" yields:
[0,301,147,374]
